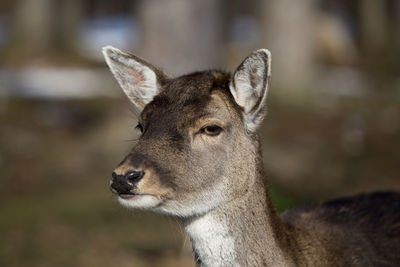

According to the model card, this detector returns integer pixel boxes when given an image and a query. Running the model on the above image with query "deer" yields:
[103,46,400,267]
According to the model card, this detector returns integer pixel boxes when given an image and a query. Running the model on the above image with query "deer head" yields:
[104,46,271,217]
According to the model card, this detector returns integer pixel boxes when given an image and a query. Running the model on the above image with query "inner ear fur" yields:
[229,49,271,132]
[102,46,168,110]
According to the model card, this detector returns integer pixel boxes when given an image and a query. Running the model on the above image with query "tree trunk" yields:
[136,0,225,76]
[260,0,316,102]
[11,0,54,54]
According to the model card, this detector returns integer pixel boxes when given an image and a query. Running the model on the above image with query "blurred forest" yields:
[0,0,399,266]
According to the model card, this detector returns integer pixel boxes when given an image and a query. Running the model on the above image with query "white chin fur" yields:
[118,195,161,209]
[154,179,229,217]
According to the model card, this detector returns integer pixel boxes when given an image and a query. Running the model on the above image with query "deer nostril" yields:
[125,170,145,183]
[112,171,118,179]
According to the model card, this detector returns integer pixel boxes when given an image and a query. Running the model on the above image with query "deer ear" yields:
[229,49,271,132]
[102,46,167,110]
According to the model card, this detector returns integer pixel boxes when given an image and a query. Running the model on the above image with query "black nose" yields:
[124,170,145,183]
[110,170,145,194]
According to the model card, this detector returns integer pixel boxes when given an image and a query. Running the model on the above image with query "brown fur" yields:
[104,47,400,267]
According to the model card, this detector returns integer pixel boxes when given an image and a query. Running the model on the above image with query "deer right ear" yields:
[230,49,271,132]
[102,46,167,110]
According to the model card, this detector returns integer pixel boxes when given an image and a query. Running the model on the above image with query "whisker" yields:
[126,101,140,117]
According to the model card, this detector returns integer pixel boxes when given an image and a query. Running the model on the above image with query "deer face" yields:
[103,47,270,217]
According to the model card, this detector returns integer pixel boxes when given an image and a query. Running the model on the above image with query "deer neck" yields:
[183,159,296,267]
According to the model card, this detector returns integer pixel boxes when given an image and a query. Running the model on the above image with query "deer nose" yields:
[110,170,145,194]
[124,170,145,183]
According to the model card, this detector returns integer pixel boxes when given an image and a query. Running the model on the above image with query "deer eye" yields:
[135,123,144,133]
[201,125,223,136]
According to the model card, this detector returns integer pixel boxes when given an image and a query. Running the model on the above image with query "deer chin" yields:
[118,194,161,210]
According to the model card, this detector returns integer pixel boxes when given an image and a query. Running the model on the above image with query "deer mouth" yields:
[118,193,135,199]
[109,185,150,200]
[118,193,145,200]
[118,193,157,201]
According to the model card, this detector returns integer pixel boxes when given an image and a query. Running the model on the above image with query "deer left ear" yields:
[229,49,271,132]
[102,46,168,111]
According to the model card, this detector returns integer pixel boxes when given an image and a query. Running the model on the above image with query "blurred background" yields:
[1,0,399,266]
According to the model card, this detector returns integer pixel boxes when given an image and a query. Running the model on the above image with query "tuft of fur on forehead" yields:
[141,70,236,117]
[161,70,231,100]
